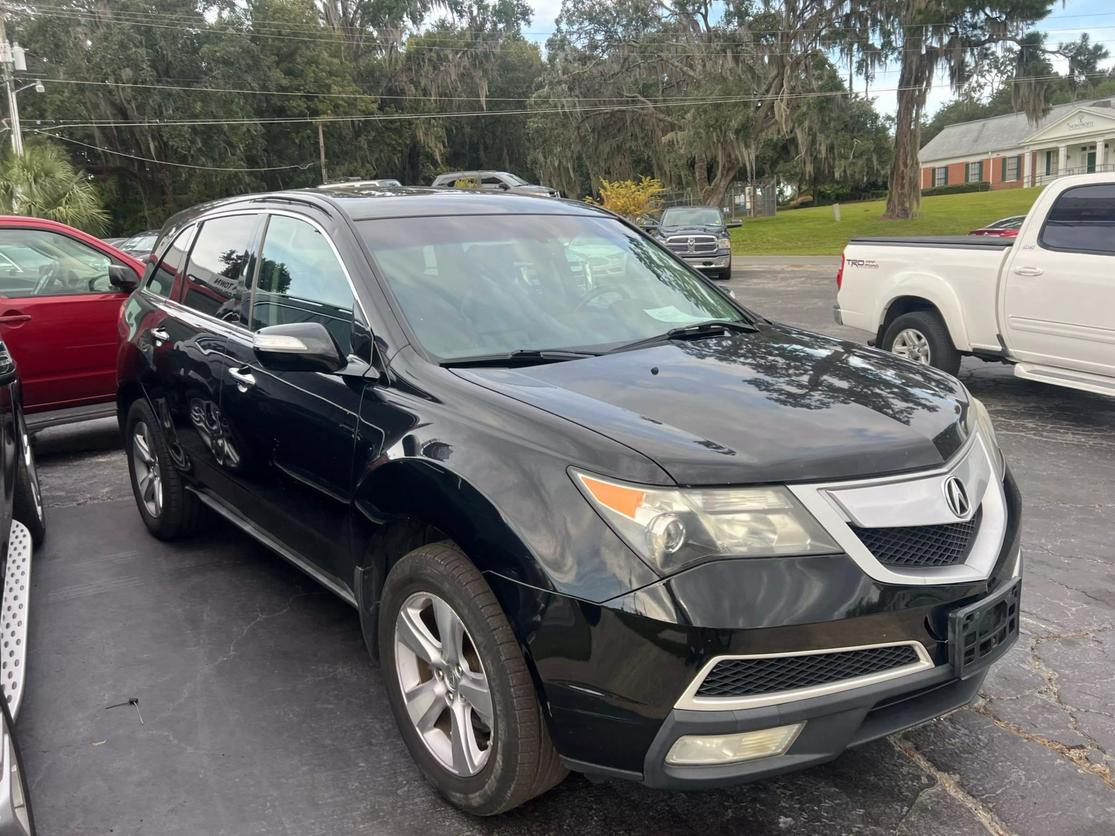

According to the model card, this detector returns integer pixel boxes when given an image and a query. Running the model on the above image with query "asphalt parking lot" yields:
[22,257,1115,835]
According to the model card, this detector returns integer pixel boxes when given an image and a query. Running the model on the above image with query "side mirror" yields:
[109,264,139,291]
[252,322,345,373]
[726,219,742,229]
[499,183,510,191]
[640,220,659,233]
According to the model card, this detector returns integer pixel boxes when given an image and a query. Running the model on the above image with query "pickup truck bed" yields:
[848,236,1014,250]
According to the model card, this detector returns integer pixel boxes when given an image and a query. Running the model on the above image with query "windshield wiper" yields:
[441,348,600,368]
[608,319,759,354]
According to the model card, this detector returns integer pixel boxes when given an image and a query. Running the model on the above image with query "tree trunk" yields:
[694,149,711,201]
[884,40,933,220]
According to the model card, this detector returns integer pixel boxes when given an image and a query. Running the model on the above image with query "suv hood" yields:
[453,325,969,485]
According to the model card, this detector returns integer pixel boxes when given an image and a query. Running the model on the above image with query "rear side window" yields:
[147,226,194,298]
[181,215,260,323]
[1039,184,1115,255]
[252,216,355,353]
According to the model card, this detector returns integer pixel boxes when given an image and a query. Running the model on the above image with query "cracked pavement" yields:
[20,256,1115,834]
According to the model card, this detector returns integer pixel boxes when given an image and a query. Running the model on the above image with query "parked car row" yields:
[107,183,1019,816]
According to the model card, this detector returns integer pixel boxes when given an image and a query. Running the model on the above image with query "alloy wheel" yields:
[394,591,494,777]
[892,328,932,365]
[18,418,41,524]
[132,421,163,518]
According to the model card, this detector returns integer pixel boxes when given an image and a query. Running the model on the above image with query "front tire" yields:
[882,310,962,376]
[11,410,45,547]
[379,542,566,815]
[125,399,202,540]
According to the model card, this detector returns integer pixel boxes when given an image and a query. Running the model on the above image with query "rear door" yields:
[220,212,368,589]
[1002,182,1115,376]
[0,227,135,412]
[137,214,262,497]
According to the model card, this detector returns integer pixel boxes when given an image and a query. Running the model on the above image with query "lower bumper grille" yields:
[695,644,923,698]
[850,509,982,568]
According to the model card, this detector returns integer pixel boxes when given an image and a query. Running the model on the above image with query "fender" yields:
[876,271,972,352]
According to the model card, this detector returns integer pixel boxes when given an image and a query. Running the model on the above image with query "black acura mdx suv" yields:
[117,187,1021,815]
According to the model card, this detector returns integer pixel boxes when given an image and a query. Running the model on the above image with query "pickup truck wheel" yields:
[379,542,566,815]
[125,400,202,540]
[11,411,45,547]
[883,311,962,376]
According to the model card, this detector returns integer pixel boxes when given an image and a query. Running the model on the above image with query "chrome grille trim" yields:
[665,234,718,255]
[788,431,1007,586]
[675,641,934,711]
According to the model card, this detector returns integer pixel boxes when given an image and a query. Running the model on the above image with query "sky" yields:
[523,0,1115,119]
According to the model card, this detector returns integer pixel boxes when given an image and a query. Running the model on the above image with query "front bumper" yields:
[681,252,731,271]
[486,467,1022,786]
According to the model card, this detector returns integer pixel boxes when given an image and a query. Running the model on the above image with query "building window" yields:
[1002,156,1020,182]
[967,161,983,183]
[1044,150,1054,176]
[933,167,948,188]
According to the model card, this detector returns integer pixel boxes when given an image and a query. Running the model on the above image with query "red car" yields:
[968,214,1025,237]
[0,216,143,429]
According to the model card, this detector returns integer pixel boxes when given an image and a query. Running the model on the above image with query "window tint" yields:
[181,215,259,323]
[0,229,114,297]
[1040,184,1115,254]
[147,226,194,298]
[252,216,354,352]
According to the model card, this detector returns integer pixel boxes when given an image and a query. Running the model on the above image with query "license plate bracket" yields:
[949,579,1021,679]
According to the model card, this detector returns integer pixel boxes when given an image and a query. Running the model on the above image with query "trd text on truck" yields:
[118,186,1022,815]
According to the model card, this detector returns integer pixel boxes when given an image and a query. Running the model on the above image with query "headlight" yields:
[718,236,731,249]
[967,395,1004,475]
[572,470,840,574]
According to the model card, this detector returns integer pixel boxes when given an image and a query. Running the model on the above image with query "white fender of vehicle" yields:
[874,271,972,352]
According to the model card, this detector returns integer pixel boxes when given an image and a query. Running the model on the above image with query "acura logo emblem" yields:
[944,477,970,518]
[687,237,696,253]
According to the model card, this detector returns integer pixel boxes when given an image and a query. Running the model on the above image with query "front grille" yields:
[850,509,982,568]
[696,644,922,698]
[666,235,717,255]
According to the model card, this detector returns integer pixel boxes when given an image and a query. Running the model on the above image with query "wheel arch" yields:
[351,457,552,662]
[877,284,970,352]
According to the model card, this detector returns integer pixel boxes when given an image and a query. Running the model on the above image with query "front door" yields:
[220,213,367,590]
[1087,149,1097,173]
[1003,181,1115,376]
[0,227,134,412]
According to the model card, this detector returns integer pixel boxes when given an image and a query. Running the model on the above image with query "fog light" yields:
[665,722,804,766]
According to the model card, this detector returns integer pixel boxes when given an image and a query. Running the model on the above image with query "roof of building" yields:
[920,96,1115,162]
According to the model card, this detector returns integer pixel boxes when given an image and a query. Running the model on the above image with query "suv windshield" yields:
[661,208,723,227]
[360,214,740,361]
[501,173,529,186]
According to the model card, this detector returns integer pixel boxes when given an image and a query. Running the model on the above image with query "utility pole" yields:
[1,18,28,157]
[317,121,328,184]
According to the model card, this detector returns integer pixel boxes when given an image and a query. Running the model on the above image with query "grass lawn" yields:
[731,188,1043,255]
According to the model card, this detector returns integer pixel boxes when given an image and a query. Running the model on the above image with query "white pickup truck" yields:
[835,173,1115,396]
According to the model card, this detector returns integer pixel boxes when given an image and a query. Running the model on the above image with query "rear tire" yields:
[125,399,202,540]
[11,410,45,547]
[882,310,962,376]
[379,542,566,815]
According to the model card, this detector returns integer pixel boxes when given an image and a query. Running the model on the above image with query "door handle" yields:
[228,366,256,391]
[0,313,30,325]
[150,327,170,345]
[1013,266,1044,277]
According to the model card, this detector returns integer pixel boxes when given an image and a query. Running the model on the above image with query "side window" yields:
[181,215,260,323]
[1039,184,1115,255]
[480,175,504,189]
[252,216,355,353]
[147,226,194,298]
[0,228,114,297]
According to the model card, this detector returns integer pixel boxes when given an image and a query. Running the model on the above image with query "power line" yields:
[29,71,1115,133]
[32,130,314,171]
[19,6,1115,59]
[21,2,1115,43]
